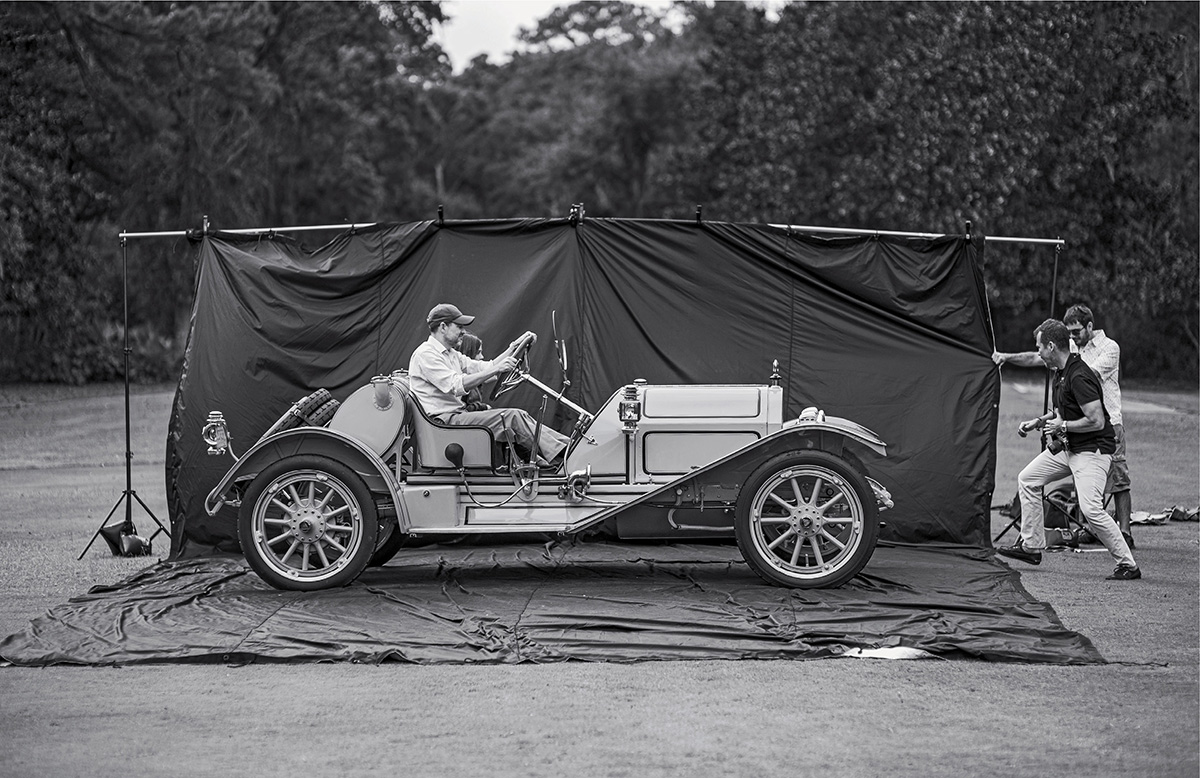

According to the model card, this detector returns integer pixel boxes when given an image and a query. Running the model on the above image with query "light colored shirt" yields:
[1071,329,1122,426]
[408,335,495,416]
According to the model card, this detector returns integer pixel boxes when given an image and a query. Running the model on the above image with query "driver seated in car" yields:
[408,303,570,467]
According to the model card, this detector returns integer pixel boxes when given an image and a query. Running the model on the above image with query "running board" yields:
[411,524,573,535]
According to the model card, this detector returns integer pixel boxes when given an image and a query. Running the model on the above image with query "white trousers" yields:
[439,407,570,461]
[1017,448,1135,568]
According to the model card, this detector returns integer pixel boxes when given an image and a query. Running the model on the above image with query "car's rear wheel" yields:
[735,450,878,588]
[239,455,377,590]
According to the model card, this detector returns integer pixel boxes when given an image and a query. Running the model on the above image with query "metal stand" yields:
[993,506,1020,543]
[994,482,1096,545]
[78,236,171,559]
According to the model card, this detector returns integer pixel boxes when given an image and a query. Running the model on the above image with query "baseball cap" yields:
[426,303,475,326]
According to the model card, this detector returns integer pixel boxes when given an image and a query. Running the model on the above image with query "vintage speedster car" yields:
[202,340,893,592]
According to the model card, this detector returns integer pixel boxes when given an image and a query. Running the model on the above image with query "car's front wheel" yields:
[239,455,378,590]
[735,450,878,588]
[368,517,405,567]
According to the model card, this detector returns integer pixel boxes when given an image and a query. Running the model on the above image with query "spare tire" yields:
[257,389,337,444]
[307,398,341,427]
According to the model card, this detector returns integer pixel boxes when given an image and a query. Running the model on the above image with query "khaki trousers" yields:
[1017,448,1135,568]
[439,407,570,461]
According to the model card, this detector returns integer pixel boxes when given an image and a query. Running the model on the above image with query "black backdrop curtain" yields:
[167,218,998,558]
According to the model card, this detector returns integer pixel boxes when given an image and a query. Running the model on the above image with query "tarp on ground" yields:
[0,543,1104,665]
[167,219,998,557]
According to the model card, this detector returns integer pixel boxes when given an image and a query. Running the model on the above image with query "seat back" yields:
[390,375,495,470]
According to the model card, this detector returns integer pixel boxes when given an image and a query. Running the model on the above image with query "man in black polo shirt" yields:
[996,319,1141,580]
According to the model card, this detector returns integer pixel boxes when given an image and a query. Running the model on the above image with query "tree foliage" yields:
[424,1,700,218]
[666,1,1197,376]
[1,0,1195,381]
[1,1,447,381]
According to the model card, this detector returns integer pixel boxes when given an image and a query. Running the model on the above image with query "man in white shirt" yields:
[993,304,1134,547]
[408,303,570,466]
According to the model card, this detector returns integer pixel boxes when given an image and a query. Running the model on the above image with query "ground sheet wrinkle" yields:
[0,542,1104,666]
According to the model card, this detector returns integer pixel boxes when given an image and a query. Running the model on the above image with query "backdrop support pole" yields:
[1040,241,1062,415]
[78,235,171,560]
[995,240,1064,544]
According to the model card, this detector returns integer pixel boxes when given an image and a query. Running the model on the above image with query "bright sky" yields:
[435,0,670,72]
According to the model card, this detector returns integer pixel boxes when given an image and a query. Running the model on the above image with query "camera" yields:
[1044,428,1069,454]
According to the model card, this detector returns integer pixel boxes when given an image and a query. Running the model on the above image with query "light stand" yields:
[78,235,171,559]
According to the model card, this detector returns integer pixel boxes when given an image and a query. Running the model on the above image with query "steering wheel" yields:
[490,333,535,401]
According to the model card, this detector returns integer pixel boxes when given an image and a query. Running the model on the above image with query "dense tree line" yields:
[1,1,1195,382]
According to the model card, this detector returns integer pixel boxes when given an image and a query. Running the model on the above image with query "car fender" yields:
[579,414,890,530]
[204,427,406,526]
[780,412,888,458]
